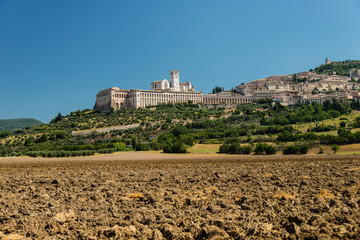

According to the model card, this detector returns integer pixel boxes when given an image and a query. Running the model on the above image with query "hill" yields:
[313,59,360,76]
[2,99,360,157]
[0,118,43,132]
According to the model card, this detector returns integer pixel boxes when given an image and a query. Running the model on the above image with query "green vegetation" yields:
[212,86,224,94]
[313,60,360,76]
[283,144,309,155]
[2,98,360,157]
[0,118,43,132]
[331,144,340,154]
[291,74,308,84]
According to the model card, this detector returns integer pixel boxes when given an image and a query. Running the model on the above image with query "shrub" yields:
[97,148,116,154]
[181,135,195,146]
[331,144,339,154]
[229,142,242,154]
[135,143,150,151]
[283,145,309,155]
[283,145,300,155]
[299,145,309,154]
[264,144,278,155]
[254,143,277,155]
[241,145,253,154]
[254,143,265,155]
[149,141,162,150]
[114,142,130,151]
[219,143,230,153]
[36,133,48,143]
[163,140,187,153]
[219,143,252,154]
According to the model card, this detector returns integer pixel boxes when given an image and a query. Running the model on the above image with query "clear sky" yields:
[1,0,360,123]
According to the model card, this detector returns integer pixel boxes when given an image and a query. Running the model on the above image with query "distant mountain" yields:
[0,118,43,132]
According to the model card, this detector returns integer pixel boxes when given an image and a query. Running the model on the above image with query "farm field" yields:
[0,153,359,239]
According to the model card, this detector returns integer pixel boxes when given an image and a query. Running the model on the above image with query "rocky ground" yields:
[0,153,359,239]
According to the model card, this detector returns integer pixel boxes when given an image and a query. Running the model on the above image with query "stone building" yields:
[350,69,360,80]
[203,92,253,104]
[94,70,202,111]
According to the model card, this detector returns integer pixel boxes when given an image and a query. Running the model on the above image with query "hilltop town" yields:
[94,58,360,111]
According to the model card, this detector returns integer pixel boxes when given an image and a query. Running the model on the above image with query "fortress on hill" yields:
[94,59,360,111]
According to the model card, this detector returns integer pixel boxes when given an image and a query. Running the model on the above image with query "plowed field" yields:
[0,153,359,239]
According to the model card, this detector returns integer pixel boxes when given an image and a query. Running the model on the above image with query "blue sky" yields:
[1,0,360,123]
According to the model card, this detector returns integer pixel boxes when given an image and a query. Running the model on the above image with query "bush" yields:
[331,144,339,154]
[254,143,265,155]
[229,142,242,154]
[299,145,309,154]
[241,145,253,154]
[219,143,230,153]
[283,145,300,155]
[283,145,309,155]
[97,148,116,154]
[149,141,162,150]
[135,144,150,151]
[181,135,195,146]
[0,130,11,138]
[114,142,130,151]
[163,140,187,153]
[219,143,252,154]
[25,150,96,158]
[264,144,278,155]
[254,143,277,155]
[340,121,347,128]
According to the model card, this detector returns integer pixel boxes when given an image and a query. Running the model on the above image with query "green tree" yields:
[331,144,340,154]
[283,145,300,155]
[131,135,138,150]
[299,145,309,154]
[51,113,63,123]
[0,130,11,138]
[254,143,265,155]
[264,144,277,155]
[163,140,187,153]
[219,143,230,153]
[36,133,48,143]
[212,86,224,94]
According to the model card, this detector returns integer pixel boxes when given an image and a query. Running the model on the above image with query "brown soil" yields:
[0,153,360,239]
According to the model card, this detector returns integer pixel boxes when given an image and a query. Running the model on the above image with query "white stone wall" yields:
[203,94,253,104]
[151,79,170,90]
[127,90,203,108]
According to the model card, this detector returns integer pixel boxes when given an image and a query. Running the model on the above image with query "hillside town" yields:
[94,59,360,111]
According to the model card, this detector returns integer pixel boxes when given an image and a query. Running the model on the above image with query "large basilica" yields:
[94,70,203,111]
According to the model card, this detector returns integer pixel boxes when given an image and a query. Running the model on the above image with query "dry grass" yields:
[188,144,221,153]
